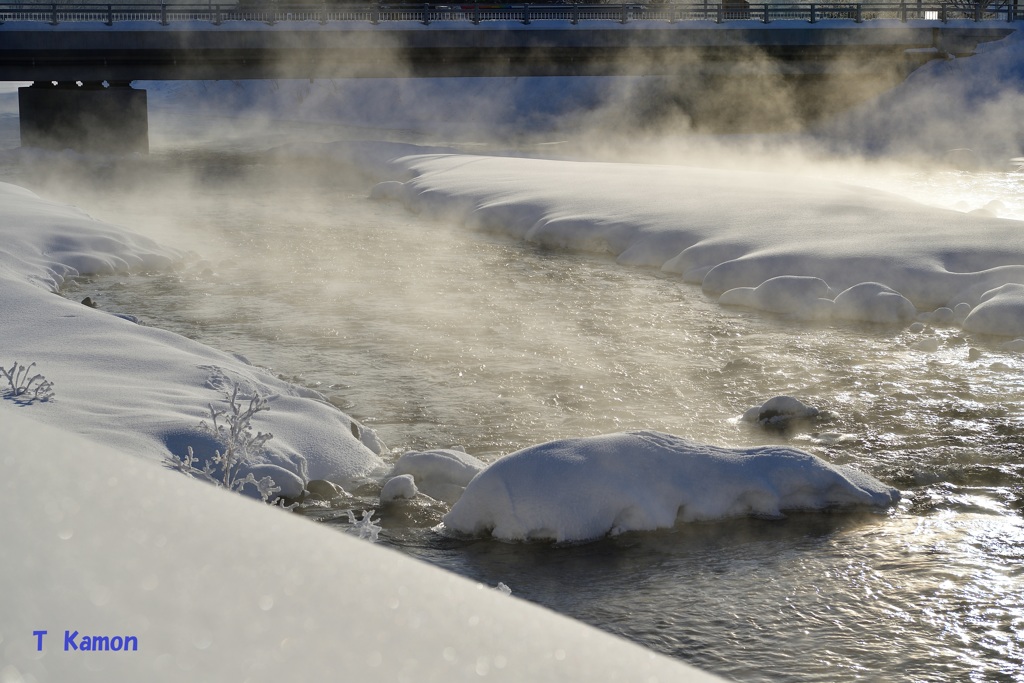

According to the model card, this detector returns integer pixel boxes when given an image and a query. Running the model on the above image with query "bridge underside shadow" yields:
[10,55,933,153]
[4,22,1014,152]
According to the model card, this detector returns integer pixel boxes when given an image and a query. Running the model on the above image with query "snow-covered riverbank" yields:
[372,150,1024,336]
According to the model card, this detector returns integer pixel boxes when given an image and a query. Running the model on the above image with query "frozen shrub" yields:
[1,361,55,403]
[346,509,382,542]
[167,385,300,506]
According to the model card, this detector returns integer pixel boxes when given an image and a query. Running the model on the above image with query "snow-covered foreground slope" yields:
[443,431,899,543]
[0,181,384,497]
[375,152,1024,336]
[0,411,722,682]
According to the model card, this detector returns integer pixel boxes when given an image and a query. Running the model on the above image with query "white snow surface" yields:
[443,431,900,543]
[0,182,385,495]
[378,152,1024,333]
[0,411,721,682]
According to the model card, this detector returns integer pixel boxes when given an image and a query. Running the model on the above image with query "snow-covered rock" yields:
[381,473,419,502]
[719,275,835,319]
[443,431,899,543]
[388,448,486,504]
[963,283,1024,337]
[740,396,821,427]
[832,282,916,324]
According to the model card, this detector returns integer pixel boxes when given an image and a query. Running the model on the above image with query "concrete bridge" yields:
[0,2,1017,151]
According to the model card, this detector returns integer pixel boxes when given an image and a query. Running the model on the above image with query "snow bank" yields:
[0,181,177,289]
[0,182,384,495]
[0,411,721,683]
[376,152,1024,333]
[443,431,899,543]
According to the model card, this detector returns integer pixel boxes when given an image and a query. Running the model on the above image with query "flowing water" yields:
[3,117,1023,682]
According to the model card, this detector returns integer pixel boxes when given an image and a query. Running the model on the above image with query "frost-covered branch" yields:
[202,385,273,490]
[346,509,382,542]
[166,385,288,506]
[1,361,55,402]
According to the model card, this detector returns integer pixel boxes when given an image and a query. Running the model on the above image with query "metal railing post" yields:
[371,2,379,24]
[939,2,946,21]
[472,3,480,24]
[899,0,906,21]
[669,2,678,23]
[855,3,862,22]
[421,2,430,25]
[716,2,723,23]
[160,3,168,25]
[621,3,628,23]
[106,3,113,25]
[974,0,982,21]
[762,3,770,22]
[522,3,531,24]
[50,3,57,25]
[319,1,326,24]
[572,3,579,24]
[809,3,815,22]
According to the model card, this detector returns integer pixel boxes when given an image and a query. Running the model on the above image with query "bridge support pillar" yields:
[19,81,148,154]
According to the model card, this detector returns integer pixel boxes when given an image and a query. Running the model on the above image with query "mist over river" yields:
[2,104,1022,682]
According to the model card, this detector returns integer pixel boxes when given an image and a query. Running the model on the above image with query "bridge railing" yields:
[0,2,1019,26]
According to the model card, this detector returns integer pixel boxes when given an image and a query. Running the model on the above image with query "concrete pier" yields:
[18,82,148,153]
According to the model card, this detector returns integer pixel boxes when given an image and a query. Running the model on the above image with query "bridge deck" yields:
[0,3,1017,80]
